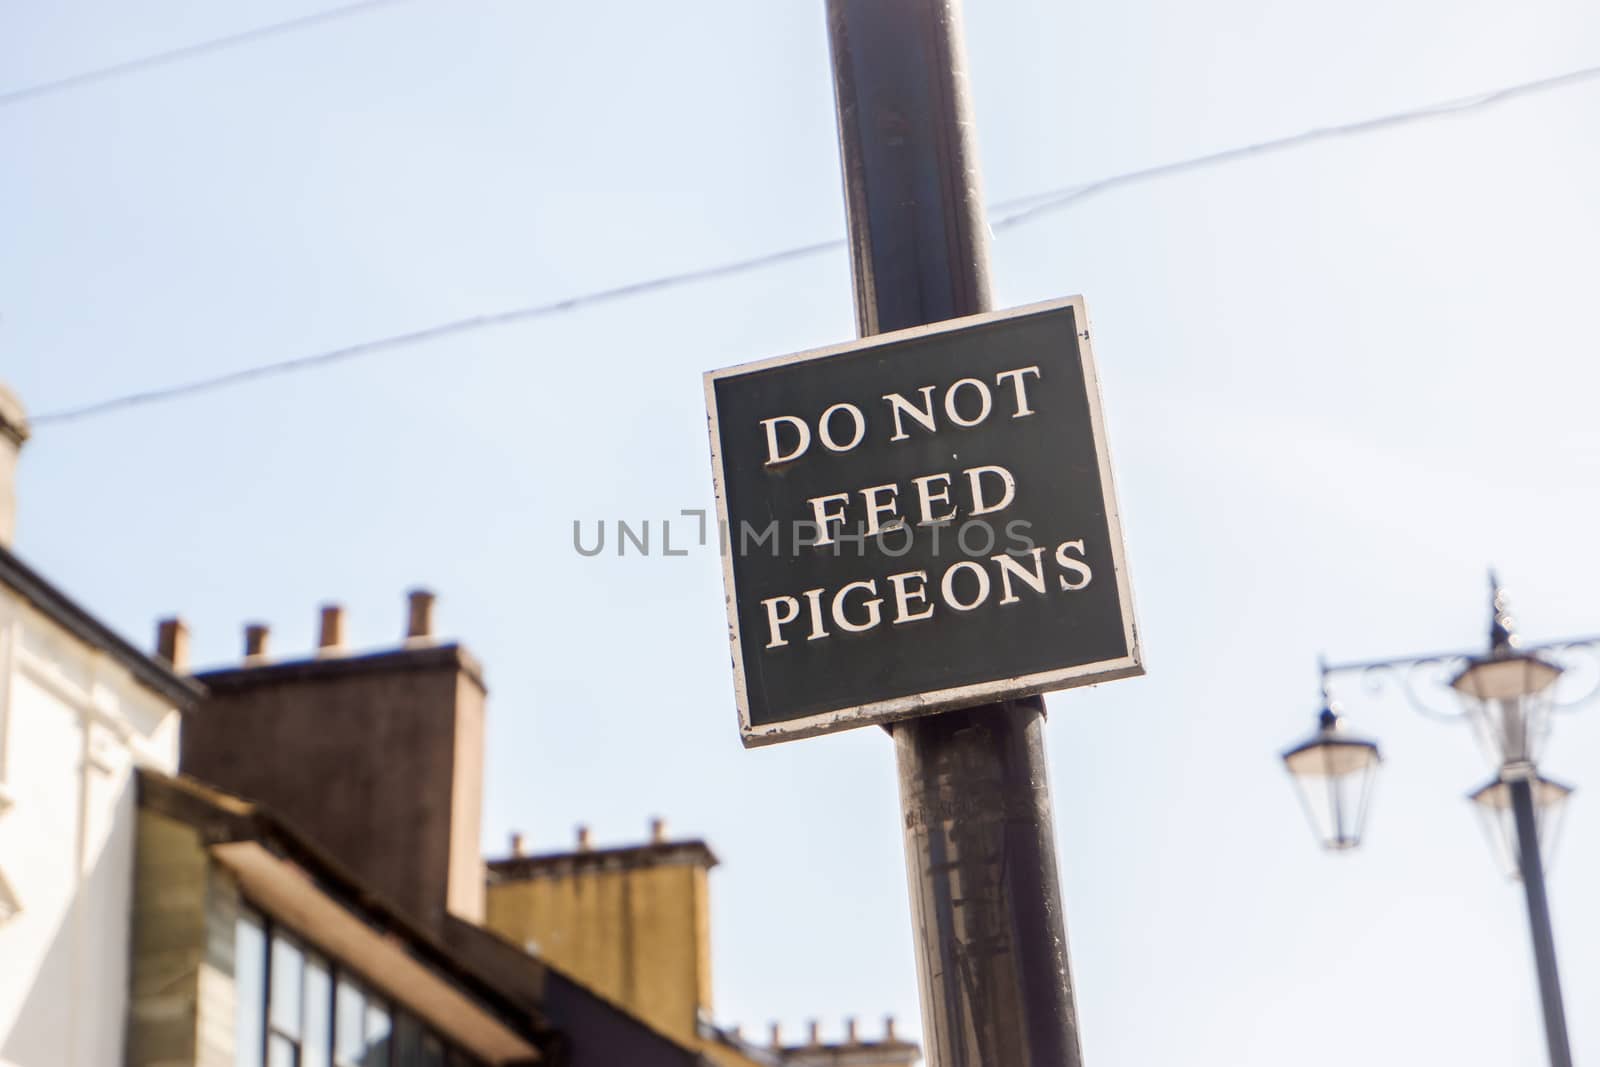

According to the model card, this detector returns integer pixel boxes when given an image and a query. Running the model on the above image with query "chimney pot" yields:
[845,1017,858,1044]
[650,816,667,844]
[510,831,525,857]
[0,382,29,548]
[808,1020,820,1046]
[576,825,591,851]
[406,588,436,641]
[885,1015,896,1042]
[318,604,345,653]
[244,623,270,660]
[155,617,190,673]
[769,1023,781,1048]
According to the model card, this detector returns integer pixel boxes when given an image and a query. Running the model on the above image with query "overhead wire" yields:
[31,237,844,426]
[0,0,409,109]
[26,59,1600,428]
[989,60,1600,229]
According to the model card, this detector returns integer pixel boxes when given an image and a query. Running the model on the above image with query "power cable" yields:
[28,59,1600,428]
[31,237,844,425]
[0,0,409,109]
[989,60,1600,229]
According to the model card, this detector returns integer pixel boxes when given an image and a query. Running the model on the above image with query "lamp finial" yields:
[1316,657,1341,728]
[1489,569,1518,654]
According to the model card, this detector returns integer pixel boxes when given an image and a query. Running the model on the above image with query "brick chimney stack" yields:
[155,618,190,673]
[0,383,30,548]
[485,827,720,1049]
[243,623,270,660]
[317,604,345,653]
[407,588,435,642]
[181,592,486,930]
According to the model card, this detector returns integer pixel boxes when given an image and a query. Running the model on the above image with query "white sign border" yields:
[703,295,1143,748]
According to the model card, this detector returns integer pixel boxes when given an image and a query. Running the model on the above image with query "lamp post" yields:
[1281,574,1598,1067]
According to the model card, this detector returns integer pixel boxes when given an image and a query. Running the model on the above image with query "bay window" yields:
[235,906,484,1067]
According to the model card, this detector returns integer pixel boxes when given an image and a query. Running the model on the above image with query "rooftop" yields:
[196,640,485,692]
[0,543,203,708]
[487,838,720,880]
[139,769,554,1064]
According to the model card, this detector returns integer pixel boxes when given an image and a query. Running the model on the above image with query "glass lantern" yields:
[1283,706,1382,851]
[1468,767,1574,881]
[1450,652,1563,765]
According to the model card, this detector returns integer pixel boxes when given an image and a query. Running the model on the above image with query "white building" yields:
[0,385,199,1067]
[0,384,559,1067]
[0,377,887,1067]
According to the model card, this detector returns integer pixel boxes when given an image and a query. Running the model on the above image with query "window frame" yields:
[236,901,487,1067]
[266,929,306,1066]
[236,906,269,1067]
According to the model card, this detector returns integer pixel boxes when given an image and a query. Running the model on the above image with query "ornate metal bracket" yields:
[1316,571,1600,725]
[1320,635,1600,725]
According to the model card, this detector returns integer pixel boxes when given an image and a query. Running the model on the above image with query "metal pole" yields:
[1509,775,1574,1067]
[893,701,1084,1066]
[825,3,1086,1064]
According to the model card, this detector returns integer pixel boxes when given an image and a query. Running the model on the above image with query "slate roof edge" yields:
[0,544,204,708]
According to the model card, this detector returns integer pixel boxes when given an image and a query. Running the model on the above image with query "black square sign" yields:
[704,297,1140,746]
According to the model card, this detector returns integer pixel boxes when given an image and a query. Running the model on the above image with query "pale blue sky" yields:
[6,1,1600,1063]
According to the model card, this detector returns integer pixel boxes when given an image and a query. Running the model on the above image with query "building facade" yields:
[0,391,201,1067]
[177,600,712,1067]
[485,830,716,1052]
[0,377,919,1067]
[486,835,920,1067]
[180,600,918,1067]
[0,387,562,1067]
[128,771,550,1066]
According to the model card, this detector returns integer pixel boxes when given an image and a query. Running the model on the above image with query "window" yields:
[363,999,393,1067]
[392,1016,448,1067]
[393,1014,421,1067]
[334,979,366,1067]
[233,909,486,1067]
[334,975,393,1067]
[268,934,304,1066]
[304,954,332,1067]
[236,910,267,1067]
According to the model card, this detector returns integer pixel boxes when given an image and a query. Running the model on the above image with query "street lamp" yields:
[1281,574,1599,1067]
[1281,696,1381,851]
[1468,768,1573,879]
